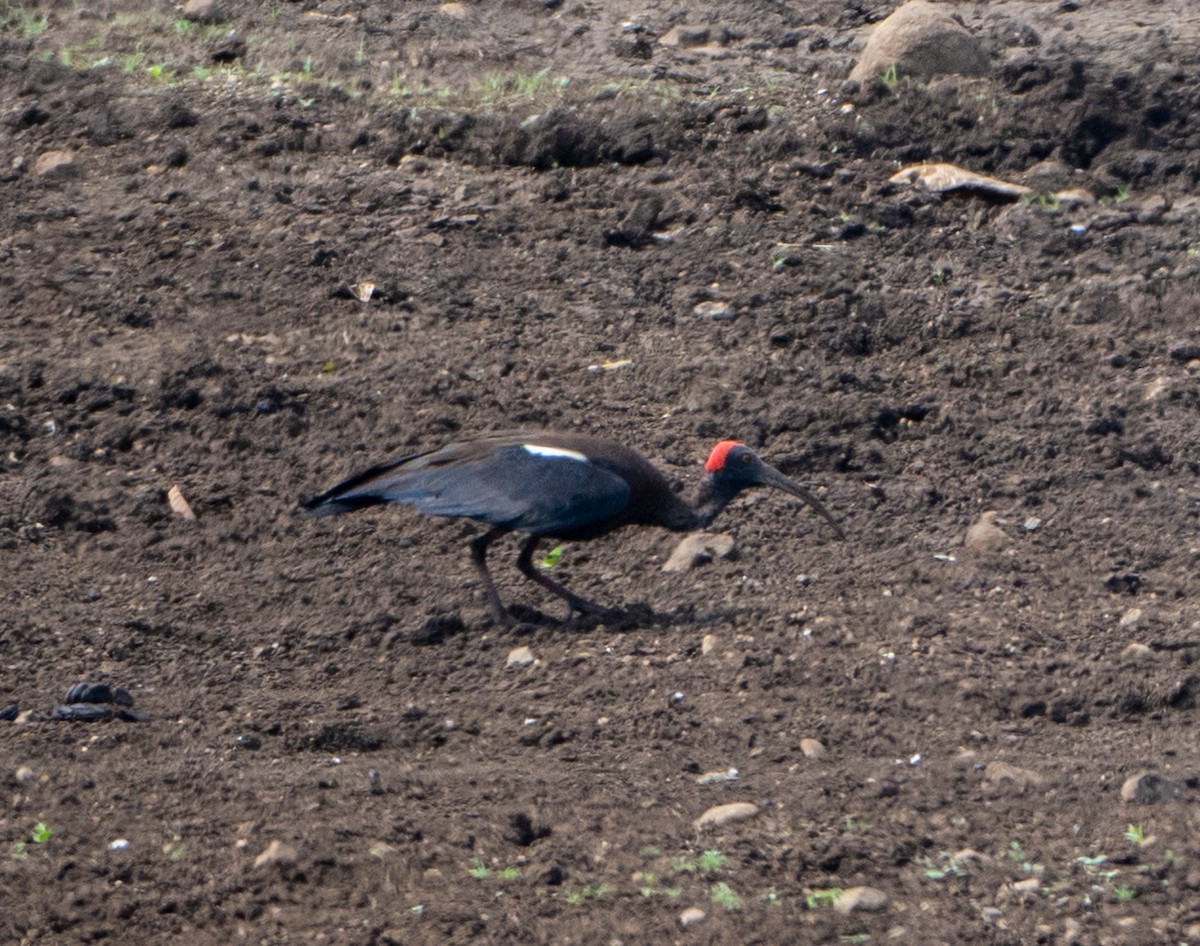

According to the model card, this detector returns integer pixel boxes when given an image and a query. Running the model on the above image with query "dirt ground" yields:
[4,1,1200,943]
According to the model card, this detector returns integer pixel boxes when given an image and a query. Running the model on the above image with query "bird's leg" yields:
[470,525,513,625]
[516,536,616,620]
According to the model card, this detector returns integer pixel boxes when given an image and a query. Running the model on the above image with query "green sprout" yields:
[805,888,842,909]
[565,883,610,904]
[710,881,742,911]
[880,63,899,89]
[697,850,727,873]
[540,546,564,569]
[30,823,52,844]
[468,858,520,881]
[10,841,28,861]
[1124,824,1146,845]
[1113,885,1138,902]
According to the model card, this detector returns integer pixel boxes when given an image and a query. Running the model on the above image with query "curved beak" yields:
[755,464,845,539]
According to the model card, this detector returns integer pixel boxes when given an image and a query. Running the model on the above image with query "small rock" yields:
[1118,609,1143,628]
[34,150,75,178]
[701,634,718,656]
[15,765,35,783]
[1120,772,1181,804]
[678,906,706,927]
[834,886,889,914]
[182,0,228,24]
[663,532,737,572]
[1121,642,1156,662]
[0,703,18,722]
[660,25,711,48]
[964,511,1009,551]
[799,738,826,759]
[694,801,759,830]
[696,767,738,785]
[167,484,197,520]
[850,0,990,84]
[982,760,1045,795]
[692,300,736,321]
[254,839,299,868]
[506,646,535,669]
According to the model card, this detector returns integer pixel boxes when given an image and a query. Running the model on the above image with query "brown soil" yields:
[4,2,1200,943]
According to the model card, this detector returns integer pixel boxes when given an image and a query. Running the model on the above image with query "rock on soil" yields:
[850,0,990,84]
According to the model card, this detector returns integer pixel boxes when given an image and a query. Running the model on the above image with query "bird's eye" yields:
[741,453,752,464]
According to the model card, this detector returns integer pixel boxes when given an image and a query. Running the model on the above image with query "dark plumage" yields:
[304,431,842,624]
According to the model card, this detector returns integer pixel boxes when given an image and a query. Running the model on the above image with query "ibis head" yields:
[304,431,842,624]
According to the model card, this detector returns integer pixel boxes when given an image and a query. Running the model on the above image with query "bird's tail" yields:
[301,454,422,517]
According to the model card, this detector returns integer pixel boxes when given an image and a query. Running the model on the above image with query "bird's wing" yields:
[309,442,632,535]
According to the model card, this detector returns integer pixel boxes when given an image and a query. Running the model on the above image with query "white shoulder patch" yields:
[522,444,589,463]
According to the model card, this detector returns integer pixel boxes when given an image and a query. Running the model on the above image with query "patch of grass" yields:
[30,822,52,844]
[805,888,842,909]
[467,857,521,881]
[1113,884,1138,902]
[710,880,742,911]
[10,841,28,861]
[1,3,48,37]
[564,883,610,904]
[880,63,899,90]
[1124,824,1147,845]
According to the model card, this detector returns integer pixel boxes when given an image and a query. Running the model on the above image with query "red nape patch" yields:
[704,440,742,473]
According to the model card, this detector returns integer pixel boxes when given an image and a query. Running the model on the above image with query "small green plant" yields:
[1,4,48,37]
[1124,824,1146,845]
[467,857,520,881]
[10,841,28,861]
[920,853,967,880]
[540,546,564,569]
[147,63,169,80]
[30,823,52,844]
[565,883,610,904]
[1113,885,1138,902]
[880,63,899,89]
[805,887,842,909]
[930,268,948,287]
[710,881,742,911]
[697,849,727,873]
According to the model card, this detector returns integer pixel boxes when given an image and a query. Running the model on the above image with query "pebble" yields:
[982,761,1044,795]
[1118,609,1143,628]
[182,0,228,23]
[1120,772,1181,804]
[834,886,889,914]
[692,300,736,321]
[696,767,738,785]
[799,738,826,759]
[678,906,706,927]
[254,839,299,868]
[1121,642,1156,662]
[663,532,736,572]
[694,801,759,830]
[506,646,535,669]
[850,0,990,84]
[34,150,76,178]
[15,765,35,783]
[701,633,718,656]
[964,511,1009,551]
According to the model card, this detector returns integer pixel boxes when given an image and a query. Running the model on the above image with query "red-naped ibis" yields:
[304,431,843,624]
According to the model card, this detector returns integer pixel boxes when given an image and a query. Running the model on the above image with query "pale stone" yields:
[850,0,990,84]
[506,646,535,669]
[34,150,75,178]
[834,885,890,914]
[694,801,759,830]
[799,738,826,759]
[253,839,298,868]
[678,906,706,926]
[964,511,1010,551]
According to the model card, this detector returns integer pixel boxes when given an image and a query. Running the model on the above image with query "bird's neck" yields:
[660,477,736,532]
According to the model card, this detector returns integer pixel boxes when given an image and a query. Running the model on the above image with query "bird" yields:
[303,430,843,625]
